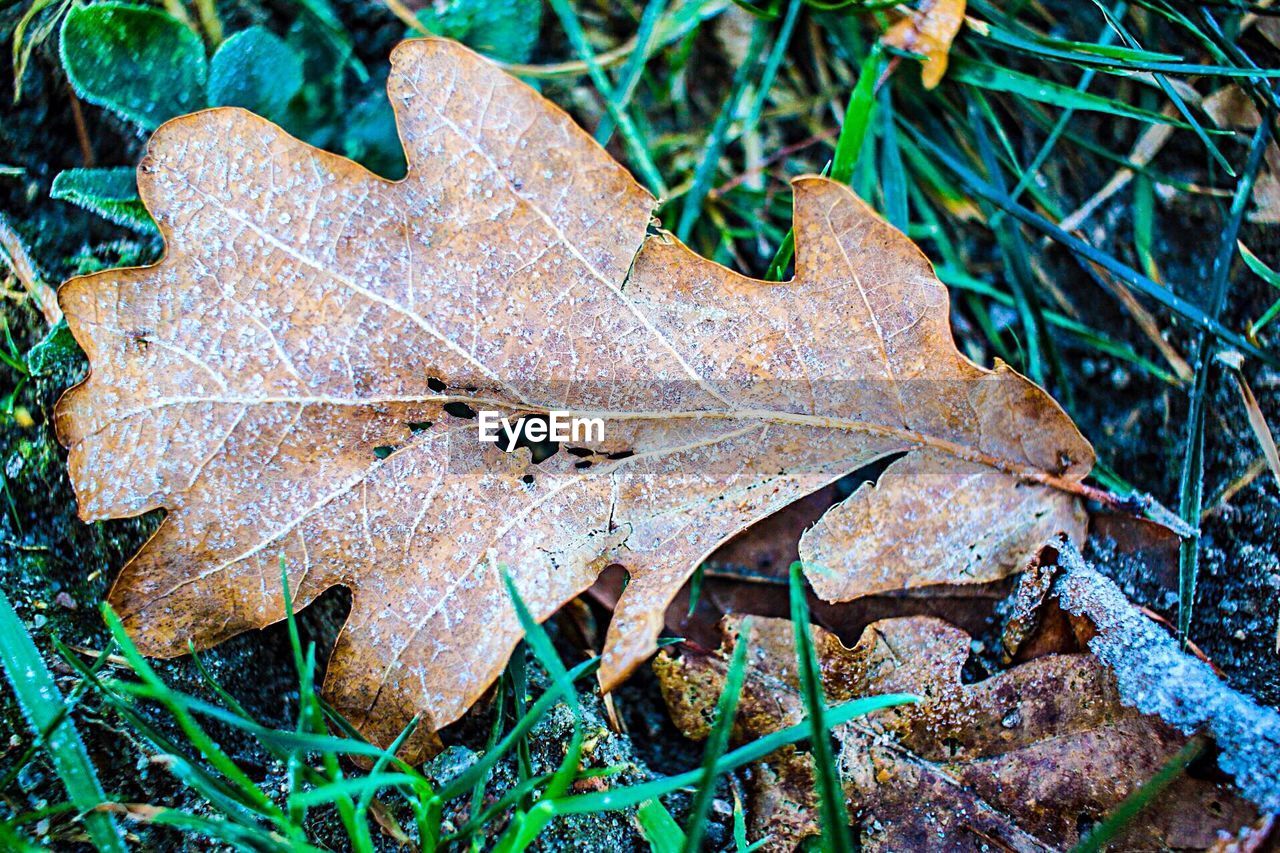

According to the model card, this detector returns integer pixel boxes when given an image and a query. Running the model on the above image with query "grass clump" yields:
[0,563,910,848]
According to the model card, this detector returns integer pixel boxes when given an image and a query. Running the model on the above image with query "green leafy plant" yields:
[414,0,542,64]
[52,0,402,232]
[207,26,304,119]
[50,167,152,233]
[60,2,207,129]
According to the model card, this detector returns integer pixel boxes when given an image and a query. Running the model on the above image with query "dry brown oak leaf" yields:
[55,38,1093,758]
[656,616,1255,851]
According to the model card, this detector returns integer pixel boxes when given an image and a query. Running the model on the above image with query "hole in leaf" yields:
[443,402,477,419]
[497,413,559,463]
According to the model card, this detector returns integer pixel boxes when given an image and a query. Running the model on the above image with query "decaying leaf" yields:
[657,615,1256,851]
[883,0,967,89]
[1204,85,1262,129]
[56,38,1092,757]
[1208,814,1276,852]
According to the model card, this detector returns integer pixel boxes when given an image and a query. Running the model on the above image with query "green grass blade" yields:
[973,14,1280,77]
[447,771,556,843]
[280,558,364,844]
[279,555,306,682]
[101,604,300,828]
[1133,173,1159,281]
[948,56,1209,128]
[1089,0,1234,175]
[1177,114,1273,643]
[685,565,705,617]
[507,647,536,810]
[467,677,508,850]
[350,714,425,851]
[0,820,42,852]
[788,563,854,853]
[549,692,916,815]
[0,592,125,853]
[143,806,322,852]
[878,86,909,231]
[681,616,753,852]
[1072,736,1206,852]
[998,7,1121,209]
[767,46,879,280]
[832,47,881,185]
[935,267,1182,386]
[638,798,687,852]
[104,678,422,765]
[54,643,271,826]
[740,0,802,136]
[1239,240,1280,290]
[1250,297,1280,340]
[437,654,602,801]
[908,128,1277,366]
[547,0,667,197]
[731,788,749,850]
[676,17,769,240]
[291,773,424,807]
[594,0,669,146]
[967,94,1046,385]
[0,636,117,795]
[765,229,796,282]
[1195,7,1280,113]
[492,569,586,852]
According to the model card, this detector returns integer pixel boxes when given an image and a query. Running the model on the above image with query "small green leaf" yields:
[414,0,543,64]
[288,10,353,88]
[51,167,156,234]
[209,26,303,121]
[25,319,81,376]
[60,3,207,129]
[342,88,407,179]
[291,0,363,78]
